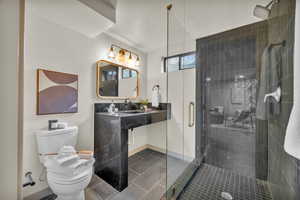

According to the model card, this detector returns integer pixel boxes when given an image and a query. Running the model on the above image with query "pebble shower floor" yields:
[178,164,272,200]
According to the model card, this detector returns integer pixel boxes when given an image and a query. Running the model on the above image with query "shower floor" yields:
[178,164,272,200]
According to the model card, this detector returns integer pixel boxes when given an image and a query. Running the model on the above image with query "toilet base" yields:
[56,191,84,200]
[40,194,57,200]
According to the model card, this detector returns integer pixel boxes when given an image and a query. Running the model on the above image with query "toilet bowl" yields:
[35,126,94,200]
[47,162,94,200]
[42,147,95,200]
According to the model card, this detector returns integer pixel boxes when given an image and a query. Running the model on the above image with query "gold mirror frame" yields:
[96,60,140,99]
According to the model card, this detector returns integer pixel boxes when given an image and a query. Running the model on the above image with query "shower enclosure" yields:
[164,0,297,200]
[198,22,268,179]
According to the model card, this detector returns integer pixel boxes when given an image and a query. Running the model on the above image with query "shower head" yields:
[253,5,271,20]
[253,0,279,20]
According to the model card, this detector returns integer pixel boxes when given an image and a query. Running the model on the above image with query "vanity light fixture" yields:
[108,44,140,66]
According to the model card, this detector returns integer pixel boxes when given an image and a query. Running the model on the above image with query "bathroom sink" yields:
[118,110,144,114]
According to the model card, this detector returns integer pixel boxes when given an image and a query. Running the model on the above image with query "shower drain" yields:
[221,192,233,200]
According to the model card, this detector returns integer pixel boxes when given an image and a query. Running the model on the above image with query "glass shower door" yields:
[165,1,198,198]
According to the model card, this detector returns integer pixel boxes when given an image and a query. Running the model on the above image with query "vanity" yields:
[94,103,170,191]
[93,60,170,191]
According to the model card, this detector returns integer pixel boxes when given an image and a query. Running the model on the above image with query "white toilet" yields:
[36,126,94,200]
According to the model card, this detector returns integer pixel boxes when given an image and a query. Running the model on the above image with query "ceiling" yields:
[28,0,116,38]
[103,0,118,8]
[28,0,271,53]
[105,0,271,53]
[105,0,167,52]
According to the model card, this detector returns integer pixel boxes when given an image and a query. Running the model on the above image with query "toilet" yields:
[36,126,94,200]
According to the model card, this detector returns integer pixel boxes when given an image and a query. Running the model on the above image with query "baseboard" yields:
[129,144,194,162]
[167,151,194,162]
[128,144,166,157]
[128,145,148,157]
[23,187,52,200]
[146,144,166,154]
[147,145,194,162]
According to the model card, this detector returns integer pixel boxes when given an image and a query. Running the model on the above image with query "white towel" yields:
[69,159,91,170]
[56,146,79,166]
[45,146,94,177]
[151,88,160,108]
[56,154,79,166]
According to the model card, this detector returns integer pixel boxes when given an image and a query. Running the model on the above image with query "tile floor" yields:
[86,149,188,200]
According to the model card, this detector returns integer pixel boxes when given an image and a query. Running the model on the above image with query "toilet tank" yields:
[35,126,78,158]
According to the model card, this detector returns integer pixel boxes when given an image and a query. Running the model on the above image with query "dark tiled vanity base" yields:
[178,164,272,200]
[94,103,171,191]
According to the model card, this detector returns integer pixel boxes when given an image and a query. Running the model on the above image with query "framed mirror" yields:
[96,60,140,99]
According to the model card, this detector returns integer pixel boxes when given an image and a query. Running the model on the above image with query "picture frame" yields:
[37,69,78,115]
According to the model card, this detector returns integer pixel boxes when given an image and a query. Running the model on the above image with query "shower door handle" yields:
[188,102,195,127]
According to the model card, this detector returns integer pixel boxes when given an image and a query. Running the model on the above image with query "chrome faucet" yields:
[108,101,116,114]
[124,98,131,110]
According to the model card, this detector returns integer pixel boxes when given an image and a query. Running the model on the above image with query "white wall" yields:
[146,50,196,160]
[146,49,167,152]
[119,77,138,97]
[23,5,148,197]
[0,0,23,199]
[146,19,196,159]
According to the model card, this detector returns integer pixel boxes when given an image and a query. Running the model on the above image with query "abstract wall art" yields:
[37,69,78,115]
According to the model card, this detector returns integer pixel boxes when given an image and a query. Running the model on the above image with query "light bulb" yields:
[128,53,135,66]
[128,52,133,61]
[135,56,140,66]
[108,46,115,59]
[118,49,126,63]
